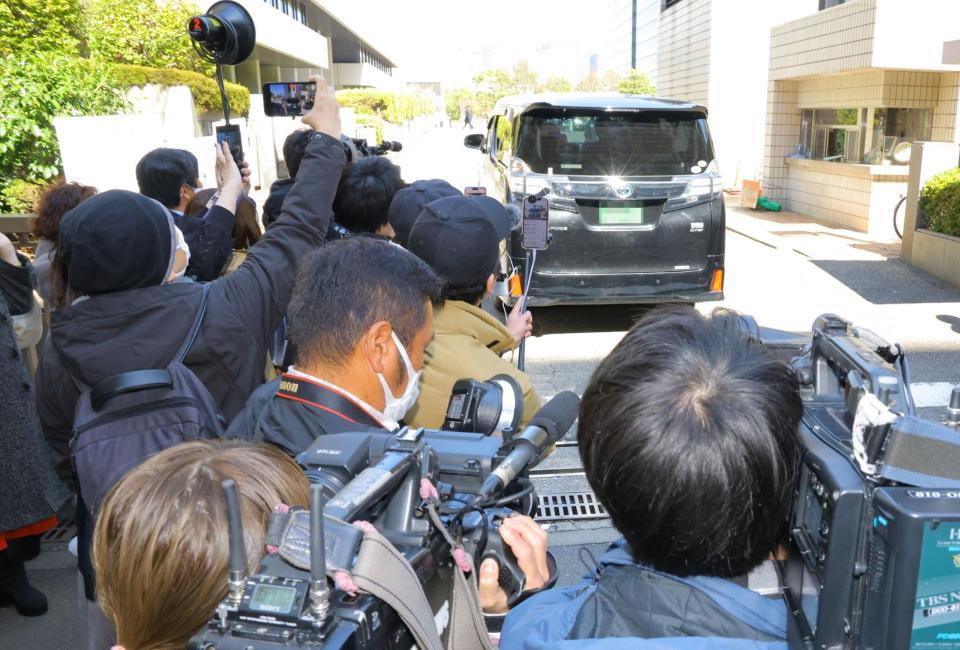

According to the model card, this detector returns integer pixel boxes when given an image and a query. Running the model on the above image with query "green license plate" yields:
[599,205,644,225]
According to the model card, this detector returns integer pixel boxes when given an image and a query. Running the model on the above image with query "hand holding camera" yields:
[214,141,243,214]
[301,75,341,140]
[478,514,549,614]
[506,298,533,347]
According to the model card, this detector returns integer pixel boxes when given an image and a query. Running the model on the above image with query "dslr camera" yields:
[189,383,574,649]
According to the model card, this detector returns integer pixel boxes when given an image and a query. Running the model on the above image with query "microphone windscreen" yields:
[504,204,522,230]
[529,391,580,443]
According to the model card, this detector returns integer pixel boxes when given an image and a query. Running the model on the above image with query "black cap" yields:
[388,179,461,247]
[58,190,176,296]
[408,196,500,292]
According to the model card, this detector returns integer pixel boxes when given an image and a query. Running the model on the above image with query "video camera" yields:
[770,314,960,649]
[189,391,576,649]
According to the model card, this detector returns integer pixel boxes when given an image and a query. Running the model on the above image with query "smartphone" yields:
[263,82,317,117]
[216,124,243,165]
[521,195,549,250]
[464,186,487,196]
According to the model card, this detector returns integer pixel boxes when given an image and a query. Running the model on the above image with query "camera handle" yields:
[213,58,232,125]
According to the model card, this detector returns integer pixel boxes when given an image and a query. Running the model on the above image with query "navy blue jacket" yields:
[500,539,787,650]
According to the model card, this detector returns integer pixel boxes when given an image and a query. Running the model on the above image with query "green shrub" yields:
[0,179,47,214]
[335,89,432,124]
[0,53,128,212]
[920,167,960,237]
[113,64,250,115]
[85,0,211,75]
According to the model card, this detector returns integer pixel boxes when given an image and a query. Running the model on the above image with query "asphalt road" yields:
[4,123,960,647]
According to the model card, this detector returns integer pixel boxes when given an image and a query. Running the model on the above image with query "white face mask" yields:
[172,226,191,280]
[376,331,421,430]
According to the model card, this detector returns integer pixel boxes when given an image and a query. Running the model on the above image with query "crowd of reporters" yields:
[0,76,804,649]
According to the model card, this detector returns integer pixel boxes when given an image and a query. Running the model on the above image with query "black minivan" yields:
[464,93,725,306]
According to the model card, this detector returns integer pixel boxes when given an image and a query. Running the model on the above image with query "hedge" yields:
[919,167,960,238]
[335,89,432,124]
[112,64,250,115]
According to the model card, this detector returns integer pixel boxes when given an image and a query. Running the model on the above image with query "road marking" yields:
[912,382,958,409]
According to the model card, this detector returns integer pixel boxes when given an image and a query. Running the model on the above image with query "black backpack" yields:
[68,284,225,511]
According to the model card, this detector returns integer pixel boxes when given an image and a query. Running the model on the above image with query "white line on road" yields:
[911,382,958,409]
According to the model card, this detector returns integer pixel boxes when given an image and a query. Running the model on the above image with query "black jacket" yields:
[175,206,235,281]
[0,255,70,532]
[35,132,346,489]
[226,374,389,455]
[263,178,295,229]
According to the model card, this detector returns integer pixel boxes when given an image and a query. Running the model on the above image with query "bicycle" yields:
[893,193,907,239]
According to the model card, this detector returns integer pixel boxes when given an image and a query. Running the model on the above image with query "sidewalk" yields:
[724,196,901,262]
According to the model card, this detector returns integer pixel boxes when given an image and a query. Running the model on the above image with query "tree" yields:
[619,69,656,96]
[0,53,128,211]
[543,76,573,93]
[85,0,212,74]
[512,61,540,94]
[0,0,84,56]
[576,73,604,92]
[601,70,622,91]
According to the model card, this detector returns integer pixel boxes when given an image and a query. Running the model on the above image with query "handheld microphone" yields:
[470,391,580,506]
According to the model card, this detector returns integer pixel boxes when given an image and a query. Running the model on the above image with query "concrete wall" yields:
[657,0,712,106]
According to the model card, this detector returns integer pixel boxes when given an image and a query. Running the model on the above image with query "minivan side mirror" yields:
[464,134,486,150]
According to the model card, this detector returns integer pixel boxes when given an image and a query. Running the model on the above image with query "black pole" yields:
[517,249,531,371]
[631,0,637,70]
[215,57,232,125]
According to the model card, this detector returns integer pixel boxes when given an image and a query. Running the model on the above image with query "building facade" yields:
[222,0,398,92]
[763,0,960,236]
[601,0,811,188]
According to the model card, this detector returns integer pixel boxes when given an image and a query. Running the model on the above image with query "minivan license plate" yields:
[599,205,644,225]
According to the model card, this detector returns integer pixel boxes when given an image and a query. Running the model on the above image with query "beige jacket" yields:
[406,300,542,430]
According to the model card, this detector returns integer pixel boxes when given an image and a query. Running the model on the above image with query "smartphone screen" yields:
[215,124,243,164]
[521,196,549,250]
[464,186,487,196]
[263,82,317,117]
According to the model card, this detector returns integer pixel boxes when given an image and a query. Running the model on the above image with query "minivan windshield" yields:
[514,109,714,177]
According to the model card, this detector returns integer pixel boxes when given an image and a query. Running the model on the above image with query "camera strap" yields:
[276,374,385,429]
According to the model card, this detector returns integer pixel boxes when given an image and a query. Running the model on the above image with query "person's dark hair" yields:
[32,182,97,241]
[579,306,802,578]
[332,157,404,234]
[288,238,441,369]
[283,129,312,179]
[442,284,485,306]
[186,188,262,250]
[136,148,200,209]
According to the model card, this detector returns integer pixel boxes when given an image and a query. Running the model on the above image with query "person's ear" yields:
[365,321,395,375]
[485,274,496,297]
[180,183,196,205]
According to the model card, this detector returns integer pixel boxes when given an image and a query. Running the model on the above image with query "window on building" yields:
[300,3,307,25]
[799,108,865,163]
[661,0,683,10]
[864,108,932,164]
[271,0,278,8]
[290,2,297,20]
[819,0,847,9]
[281,0,288,14]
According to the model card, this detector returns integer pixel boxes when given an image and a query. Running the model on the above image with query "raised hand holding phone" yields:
[301,76,341,139]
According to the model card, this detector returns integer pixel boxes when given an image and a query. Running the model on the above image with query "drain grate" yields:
[536,492,607,522]
[41,517,76,543]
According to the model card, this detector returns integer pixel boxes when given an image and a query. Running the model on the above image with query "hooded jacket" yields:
[500,539,788,650]
[34,132,345,488]
[404,300,541,429]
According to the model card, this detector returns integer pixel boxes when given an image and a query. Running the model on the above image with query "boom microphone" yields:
[470,391,580,505]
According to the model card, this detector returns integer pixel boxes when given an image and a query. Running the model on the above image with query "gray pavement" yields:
[5,123,960,647]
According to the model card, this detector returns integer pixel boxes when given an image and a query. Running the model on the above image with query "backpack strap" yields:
[173,283,211,364]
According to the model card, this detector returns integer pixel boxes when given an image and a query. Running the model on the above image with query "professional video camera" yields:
[767,314,960,649]
[340,135,403,164]
[189,390,576,649]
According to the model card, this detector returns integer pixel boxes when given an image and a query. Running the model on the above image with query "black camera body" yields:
[781,315,960,649]
[188,387,575,650]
